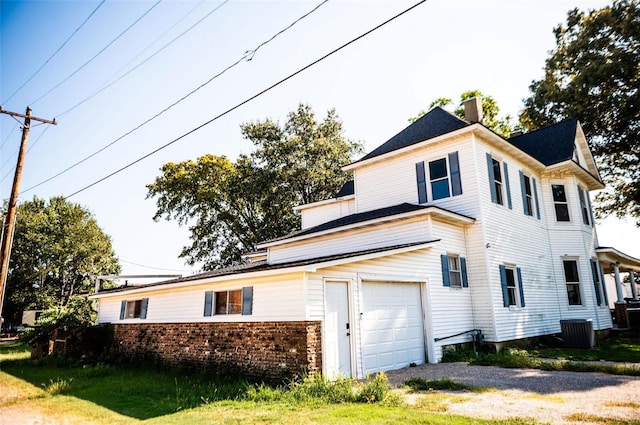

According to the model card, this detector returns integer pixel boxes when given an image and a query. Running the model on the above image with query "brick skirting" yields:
[106,321,322,382]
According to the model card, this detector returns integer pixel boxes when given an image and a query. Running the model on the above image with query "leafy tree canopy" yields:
[520,0,640,223]
[410,90,518,137]
[2,196,120,326]
[147,104,363,270]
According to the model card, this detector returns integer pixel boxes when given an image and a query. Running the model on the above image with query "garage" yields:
[361,281,426,373]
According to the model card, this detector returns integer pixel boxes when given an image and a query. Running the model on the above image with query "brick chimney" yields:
[463,97,483,124]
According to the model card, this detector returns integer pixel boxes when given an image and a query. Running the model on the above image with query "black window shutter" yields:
[460,257,469,287]
[499,265,509,307]
[448,152,462,196]
[516,267,525,307]
[242,286,253,315]
[486,153,497,203]
[503,162,512,209]
[590,260,603,306]
[119,300,126,320]
[204,290,213,317]
[519,170,530,216]
[532,177,541,219]
[140,298,149,319]
[415,162,427,203]
[441,254,450,287]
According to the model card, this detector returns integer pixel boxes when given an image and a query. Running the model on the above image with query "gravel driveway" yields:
[386,362,640,424]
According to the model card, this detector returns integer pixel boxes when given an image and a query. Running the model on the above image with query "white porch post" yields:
[613,262,625,303]
[629,270,638,301]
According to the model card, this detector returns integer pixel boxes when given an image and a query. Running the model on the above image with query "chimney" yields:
[463,97,483,124]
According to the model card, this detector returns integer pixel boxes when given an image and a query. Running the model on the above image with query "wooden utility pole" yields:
[0,106,56,326]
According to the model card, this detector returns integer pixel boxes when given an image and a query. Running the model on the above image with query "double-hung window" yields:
[486,153,511,207]
[215,289,243,315]
[563,260,582,305]
[499,265,525,307]
[523,175,533,216]
[552,184,570,221]
[577,186,591,226]
[440,254,468,288]
[415,152,462,203]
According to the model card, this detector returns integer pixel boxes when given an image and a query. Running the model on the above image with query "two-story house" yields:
[91,99,640,380]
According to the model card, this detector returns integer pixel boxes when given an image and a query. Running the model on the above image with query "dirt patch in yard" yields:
[387,362,640,425]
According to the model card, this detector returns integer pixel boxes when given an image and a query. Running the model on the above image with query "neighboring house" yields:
[91,99,640,379]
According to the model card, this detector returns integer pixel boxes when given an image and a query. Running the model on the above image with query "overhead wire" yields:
[2,0,107,105]
[56,0,219,118]
[0,123,19,151]
[61,0,428,199]
[119,258,197,273]
[0,126,52,184]
[29,0,163,106]
[20,0,329,194]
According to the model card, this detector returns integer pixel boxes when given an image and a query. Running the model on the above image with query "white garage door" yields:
[361,282,425,373]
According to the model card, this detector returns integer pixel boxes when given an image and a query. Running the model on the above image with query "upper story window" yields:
[552,184,570,222]
[577,185,591,226]
[415,152,462,203]
[563,259,582,305]
[518,171,540,219]
[486,153,511,208]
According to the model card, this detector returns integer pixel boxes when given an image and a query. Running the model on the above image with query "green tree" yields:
[520,0,640,223]
[147,104,363,270]
[410,90,517,137]
[2,196,120,326]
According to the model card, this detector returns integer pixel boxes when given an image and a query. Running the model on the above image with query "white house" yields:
[91,99,640,379]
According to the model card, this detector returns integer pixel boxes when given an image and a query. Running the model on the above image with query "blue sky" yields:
[1,0,638,276]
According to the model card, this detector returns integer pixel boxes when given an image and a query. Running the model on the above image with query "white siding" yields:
[300,198,355,229]
[354,135,481,218]
[269,217,433,264]
[96,272,306,324]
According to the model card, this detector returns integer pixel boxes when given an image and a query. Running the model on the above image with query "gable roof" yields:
[357,107,469,162]
[93,240,439,295]
[508,118,578,166]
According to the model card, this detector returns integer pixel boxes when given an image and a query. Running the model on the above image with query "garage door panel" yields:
[362,282,425,374]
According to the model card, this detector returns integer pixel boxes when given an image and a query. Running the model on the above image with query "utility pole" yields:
[0,106,56,327]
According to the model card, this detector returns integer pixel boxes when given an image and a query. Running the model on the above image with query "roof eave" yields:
[293,194,355,211]
[544,160,605,190]
[257,206,474,249]
[596,247,640,272]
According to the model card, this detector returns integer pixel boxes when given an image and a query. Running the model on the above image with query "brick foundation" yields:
[106,321,322,382]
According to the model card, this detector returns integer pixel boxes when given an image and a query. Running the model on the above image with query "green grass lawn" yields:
[0,342,541,425]
[532,337,640,363]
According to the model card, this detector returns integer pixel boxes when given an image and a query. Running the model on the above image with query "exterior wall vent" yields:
[560,319,596,348]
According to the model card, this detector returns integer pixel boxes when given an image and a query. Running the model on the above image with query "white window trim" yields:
[552,183,572,223]
[562,257,584,307]
[427,156,451,201]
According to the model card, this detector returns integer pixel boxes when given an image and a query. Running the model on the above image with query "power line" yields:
[21,0,328,194]
[0,123,19,151]
[30,0,163,106]
[56,0,220,118]
[62,0,428,199]
[120,258,196,273]
[0,126,52,183]
[2,1,106,105]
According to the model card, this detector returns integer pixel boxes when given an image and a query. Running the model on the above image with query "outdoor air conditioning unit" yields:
[560,319,596,348]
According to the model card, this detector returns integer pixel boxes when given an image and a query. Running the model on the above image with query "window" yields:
[429,158,450,200]
[578,186,591,226]
[563,260,582,305]
[204,287,253,317]
[486,153,508,206]
[440,254,468,288]
[415,152,462,203]
[119,298,148,320]
[552,184,570,221]
[523,175,533,216]
[499,265,525,307]
[215,289,243,315]
[590,259,607,306]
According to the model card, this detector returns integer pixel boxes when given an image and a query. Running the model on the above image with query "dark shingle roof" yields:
[508,118,578,166]
[98,240,439,293]
[357,107,469,162]
[335,180,354,197]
